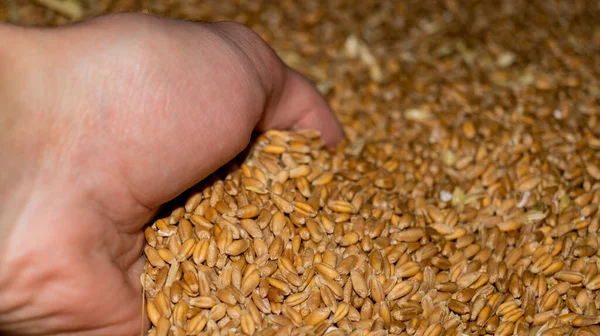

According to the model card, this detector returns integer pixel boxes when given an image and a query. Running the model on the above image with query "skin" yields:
[0,13,343,336]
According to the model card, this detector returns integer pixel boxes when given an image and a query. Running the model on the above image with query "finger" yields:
[258,66,345,147]
[64,16,345,212]
[121,20,344,207]
[212,21,344,147]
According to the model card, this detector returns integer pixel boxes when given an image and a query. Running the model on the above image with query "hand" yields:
[0,13,343,336]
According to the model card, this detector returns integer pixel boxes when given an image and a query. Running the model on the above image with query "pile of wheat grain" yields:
[142,124,600,335]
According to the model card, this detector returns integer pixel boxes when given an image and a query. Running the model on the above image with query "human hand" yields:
[0,13,343,336]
